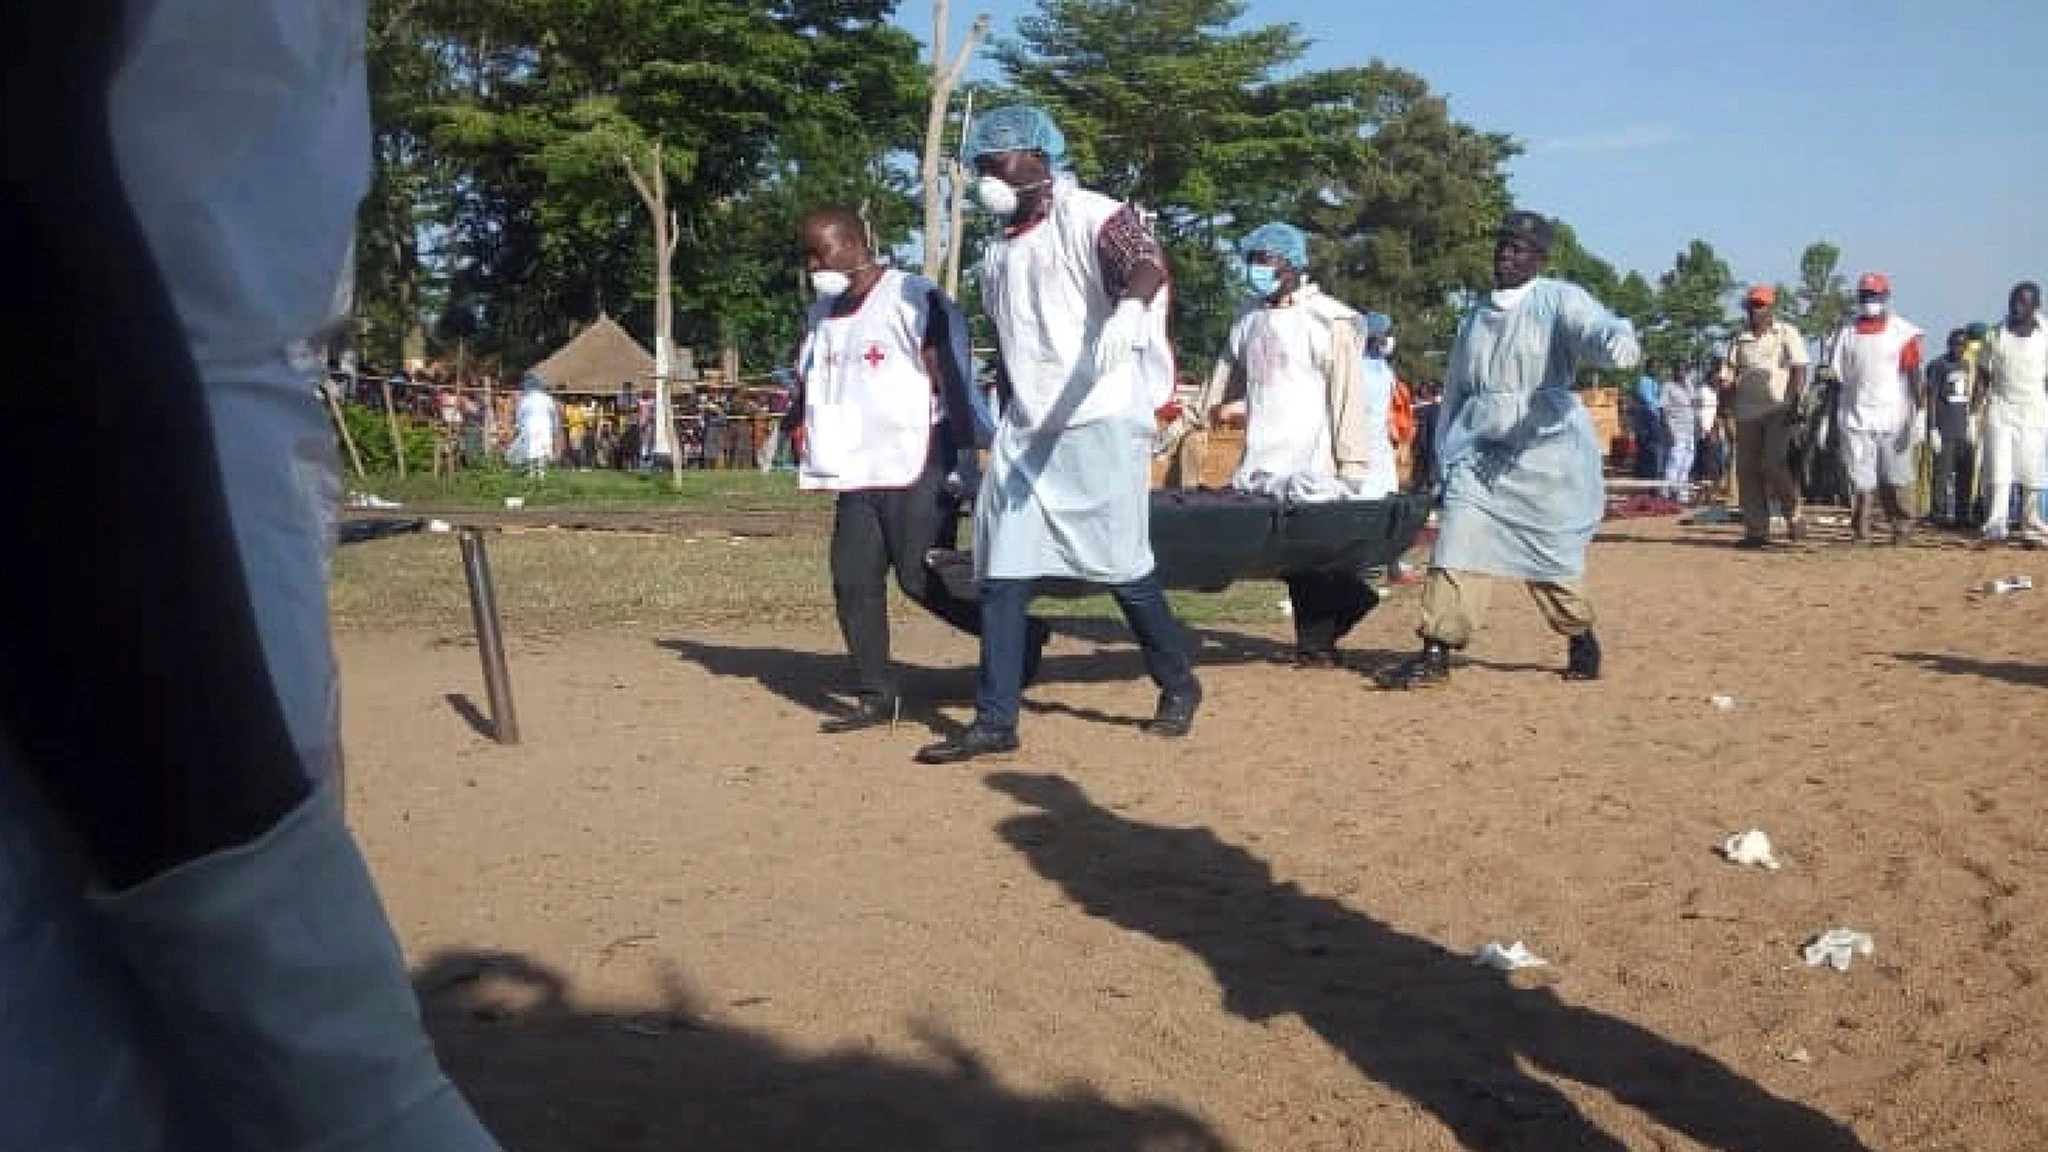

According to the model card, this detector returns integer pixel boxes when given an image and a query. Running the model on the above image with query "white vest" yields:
[1983,325,2048,414]
[796,269,940,491]
[1832,316,1922,434]
[1231,303,1336,483]
[980,178,1173,431]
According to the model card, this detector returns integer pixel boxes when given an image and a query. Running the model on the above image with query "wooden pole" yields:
[379,371,407,478]
[942,92,976,297]
[323,380,367,479]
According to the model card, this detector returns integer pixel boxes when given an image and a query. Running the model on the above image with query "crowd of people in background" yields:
[328,364,799,475]
[1610,278,2048,547]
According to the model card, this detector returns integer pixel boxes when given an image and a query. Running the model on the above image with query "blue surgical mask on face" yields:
[1246,264,1281,299]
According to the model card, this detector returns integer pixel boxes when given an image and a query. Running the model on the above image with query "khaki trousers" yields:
[1735,413,1802,540]
[1420,568,1595,649]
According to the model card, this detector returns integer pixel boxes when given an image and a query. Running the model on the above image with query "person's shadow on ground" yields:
[659,622,1567,732]
[415,949,1229,1152]
[985,772,1876,1152]
[657,625,1318,729]
[1895,651,2048,689]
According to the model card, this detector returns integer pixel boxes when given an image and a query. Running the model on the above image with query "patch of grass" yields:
[351,467,808,511]
[331,530,1301,636]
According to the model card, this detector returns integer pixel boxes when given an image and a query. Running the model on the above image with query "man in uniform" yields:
[1719,285,1811,545]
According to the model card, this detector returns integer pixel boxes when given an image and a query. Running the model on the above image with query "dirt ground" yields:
[341,514,2048,1152]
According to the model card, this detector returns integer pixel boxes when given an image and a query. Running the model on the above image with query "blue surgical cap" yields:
[963,105,1067,167]
[1364,312,1394,337]
[1240,222,1308,270]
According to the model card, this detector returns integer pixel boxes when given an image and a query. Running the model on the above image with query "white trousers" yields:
[1979,403,2048,491]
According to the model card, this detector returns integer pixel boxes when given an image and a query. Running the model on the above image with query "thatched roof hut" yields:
[526,314,655,393]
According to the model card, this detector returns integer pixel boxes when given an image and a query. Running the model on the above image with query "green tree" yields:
[1650,239,1733,368]
[1612,271,1656,327]
[1299,64,1517,379]
[362,0,926,372]
[1544,222,1621,303]
[1787,241,1853,340]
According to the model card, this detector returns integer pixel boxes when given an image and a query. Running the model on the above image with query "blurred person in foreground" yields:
[2,3,506,1149]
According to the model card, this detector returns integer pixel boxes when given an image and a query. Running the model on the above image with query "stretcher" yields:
[929,490,1435,601]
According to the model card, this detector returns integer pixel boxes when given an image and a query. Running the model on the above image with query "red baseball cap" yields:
[1744,284,1777,305]
[1857,272,1891,294]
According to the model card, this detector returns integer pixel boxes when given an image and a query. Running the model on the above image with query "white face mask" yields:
[1858,299,1886,318]
[972,175,1020,216]
[810,269,852,298]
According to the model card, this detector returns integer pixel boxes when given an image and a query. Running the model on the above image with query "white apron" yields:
[795,268,940,492]
[1231,305,1334,487]
[974,179,1172,584]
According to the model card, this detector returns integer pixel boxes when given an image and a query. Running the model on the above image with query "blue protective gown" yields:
[1432,278,1641,582]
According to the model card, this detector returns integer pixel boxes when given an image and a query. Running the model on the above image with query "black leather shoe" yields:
[914,725,1020,765]
[1145,683,1203,738]
[1564,632,1602,681]
[820,694,900,734]
[1022,618,1053,687]
[1374,642,1451,690]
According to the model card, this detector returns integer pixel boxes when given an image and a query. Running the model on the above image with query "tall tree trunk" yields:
[921,2,989,281]
[625,141,685,490]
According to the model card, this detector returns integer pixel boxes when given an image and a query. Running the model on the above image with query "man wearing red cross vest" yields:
[791,207,1047,731]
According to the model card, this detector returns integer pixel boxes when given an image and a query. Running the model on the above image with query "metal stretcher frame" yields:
[928,491,1435,602]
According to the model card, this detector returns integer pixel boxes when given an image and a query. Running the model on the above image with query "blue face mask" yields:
[1245,264,1282,299]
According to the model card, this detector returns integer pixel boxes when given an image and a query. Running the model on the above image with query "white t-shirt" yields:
[1984,325,2048,412]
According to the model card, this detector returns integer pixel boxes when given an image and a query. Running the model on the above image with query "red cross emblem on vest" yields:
[861,342,887,370]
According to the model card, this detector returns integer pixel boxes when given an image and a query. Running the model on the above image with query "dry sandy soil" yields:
[340,514,2048,1152]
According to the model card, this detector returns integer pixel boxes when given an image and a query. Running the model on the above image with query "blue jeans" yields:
[975,571,1197,734]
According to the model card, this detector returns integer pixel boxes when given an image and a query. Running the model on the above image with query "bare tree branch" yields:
[921,6,991,280]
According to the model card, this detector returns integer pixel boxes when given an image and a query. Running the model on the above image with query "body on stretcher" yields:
[927,489,1434,602]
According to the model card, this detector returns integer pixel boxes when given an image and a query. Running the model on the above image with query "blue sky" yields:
[899,0,2048,339]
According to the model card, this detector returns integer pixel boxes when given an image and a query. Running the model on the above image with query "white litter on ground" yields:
[1710,694,1737,711]
[1802,929,1875,972]
[1719,829,1782,870]
[347,492,403,510]
[1474,941,1549,971]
